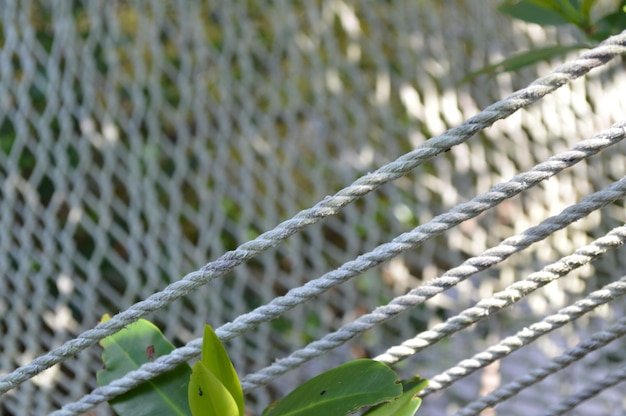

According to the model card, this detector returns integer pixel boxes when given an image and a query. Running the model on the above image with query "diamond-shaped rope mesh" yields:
[1,1,625,415]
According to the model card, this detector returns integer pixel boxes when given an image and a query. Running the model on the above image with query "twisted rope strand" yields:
[542,365,626,416]
[421,275,626,397]
[218,134,626,340]
[51,145,626,414]
[20,30,624,412]
[240,174,626,391]
[454,317,626,416]
[375,225,626,365]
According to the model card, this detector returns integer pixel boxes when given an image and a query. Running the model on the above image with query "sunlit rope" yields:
[50,130,626,415]
[421,273,626,397]
[240,175,626,391]
[375,225,626,365]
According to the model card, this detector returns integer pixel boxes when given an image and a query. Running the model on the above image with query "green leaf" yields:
[498,0,577,26]
[580,0,597,19]
[97,314,192,416]
[589,2,626,40]
[263,359,403,416]
[199,324,244,416]
[188,361,240,416]
[363,377,429,416]
[579,0,597,20]
[458,44,590,85]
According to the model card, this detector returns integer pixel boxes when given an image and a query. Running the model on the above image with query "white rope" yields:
[542,364,626,416]
[12,30,623,414]
[421,274,626,397]
[49,136,626,415]
[375,225,626,365]
[239,172,626,391]
[454,317,626,416]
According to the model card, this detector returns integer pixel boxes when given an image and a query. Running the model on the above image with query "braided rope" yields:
[421,275,626,397]
[454,317,626,416]
[11,29,624,414]
[542,364,626,416]
[46,56,626,415]
[375,225,626,365]
[240,172,626,391]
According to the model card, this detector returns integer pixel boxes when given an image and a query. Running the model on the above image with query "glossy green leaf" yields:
[458,44,590,84]
[97,314,192,416]
[188,361,240,416]
[498,0,580,26]
[263,359,402,416]
[199,324,244,416]
[363,377,429,416]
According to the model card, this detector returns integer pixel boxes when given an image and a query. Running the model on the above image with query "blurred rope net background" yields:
[0,1,625,415]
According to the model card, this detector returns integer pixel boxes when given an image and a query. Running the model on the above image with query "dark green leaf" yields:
[580,0,597,19]
[263,359,403,416]
[458,44,591,85]
[498,0,579,26]
[589,3,626,41]
[97,314,192,416]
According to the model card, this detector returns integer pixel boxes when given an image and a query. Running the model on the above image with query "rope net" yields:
[0,1,625,415]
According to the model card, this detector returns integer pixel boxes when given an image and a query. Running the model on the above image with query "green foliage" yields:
[458,44,590,84]
[188,361,241,416]
[591,1,626,40]
[363,377,429,416]
[188,324,245,416]
[462,0,626,83]
[263,359,415,416]
[498,0,580,26]
[96,314,192,416]
[98,319,428,416]
[498,0,626,37]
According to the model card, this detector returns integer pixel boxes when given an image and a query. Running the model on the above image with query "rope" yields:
[375,225,626,365]
[542,364,626,416]
[421,275,626,397]
[239,173,626,391]
[11,29,624,413]
[454,317,626,416]
[51,143,626,413]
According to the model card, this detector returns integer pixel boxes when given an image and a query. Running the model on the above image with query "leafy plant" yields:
[460,0,626,83]
[97,318,428,416]
[188,324,245,416]
[264,359,404,416]
[363,377,429,416]
[96,314,192,416]
[499,0,626,39]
